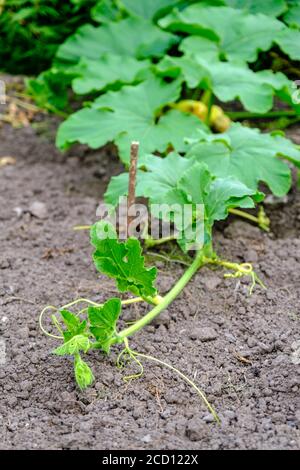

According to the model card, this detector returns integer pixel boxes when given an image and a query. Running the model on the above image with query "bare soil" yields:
[0,91,300,450]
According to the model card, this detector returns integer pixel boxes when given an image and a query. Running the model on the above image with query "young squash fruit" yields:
[173,99,231,132]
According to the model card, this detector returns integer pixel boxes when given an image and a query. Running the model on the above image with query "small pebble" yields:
[189,327,217,342]
[29,201,48,219]
[203,276,221,291]
[203,414,215,423]
[19,326,29,339]
[153,309,170,326]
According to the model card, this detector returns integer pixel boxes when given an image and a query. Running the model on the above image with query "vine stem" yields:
[204,89,214,125]
[113,249,208,343]
[134,350,220,423]
[227,110,297,120]
[144,234,176,248]
[117,338,220,422]
[73,225,92,231]
[228,208,260,224]
[229,207,270,231]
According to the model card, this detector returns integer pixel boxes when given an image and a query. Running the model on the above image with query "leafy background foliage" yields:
[3,0,300,234]
[21,0,300,159]
[0,0,97,74]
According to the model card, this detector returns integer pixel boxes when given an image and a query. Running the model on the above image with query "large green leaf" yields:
[92,0,202,22]
[186,124,296,196]
[158,55,291,113]
[224,0,287,16]
[91,0,124,23]
[206,64,290,113]
[106,155,260,250]
[121,0,182,20]
[179,36,220,62]
[57,76,206,162]
[88,298,121,353]
[90,221,157,298]
[72,54,150,94]
[156,55,210,89]
[104,143,243,206]
[56,17,178,64]
[104,153,261,250]
[159,5,284,62]
[275,27,300,60]
[284,4,300,28]
[171,163,262,226]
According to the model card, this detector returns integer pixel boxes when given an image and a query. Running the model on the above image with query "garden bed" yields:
[0,94,300,450]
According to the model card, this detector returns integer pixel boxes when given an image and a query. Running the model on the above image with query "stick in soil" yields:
[127,141,139,238]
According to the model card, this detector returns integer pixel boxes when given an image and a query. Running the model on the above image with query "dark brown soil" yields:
[0,93,300,450]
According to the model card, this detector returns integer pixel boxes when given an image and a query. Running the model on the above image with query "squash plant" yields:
[38,0,300,418]
[40,133,300,417]
[40,153,266,421]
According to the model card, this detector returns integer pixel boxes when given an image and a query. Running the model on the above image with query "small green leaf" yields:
[27,69,71,112]
[60,309,81,330]
[88,298,121,353]
[59,309,88,342]
[91,221,157,298]
[53,335,91,356]
[74,354,94,390]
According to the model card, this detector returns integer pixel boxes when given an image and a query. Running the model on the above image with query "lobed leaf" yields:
[56,17,178,64]
[88,298,121,353]
[60,309,88,342]
[185,123,297,196]
[71,54,150,94]
[158,55,292,113]
[91,0,124,23]
[283,4,300,28]
[90,221,157,298]
[56,76,206,162]
[224,0,287,17]
[105,153,261,251]
[52,334,91,356]
[120,0,182,20]
[159,4,284,63]
[275,28,300,60]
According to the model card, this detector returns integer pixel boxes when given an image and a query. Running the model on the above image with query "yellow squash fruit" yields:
[173,100,207,121]
[173,100,231,132]
[209,105,231,132]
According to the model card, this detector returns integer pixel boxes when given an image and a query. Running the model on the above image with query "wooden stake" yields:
[127,141,139,237]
